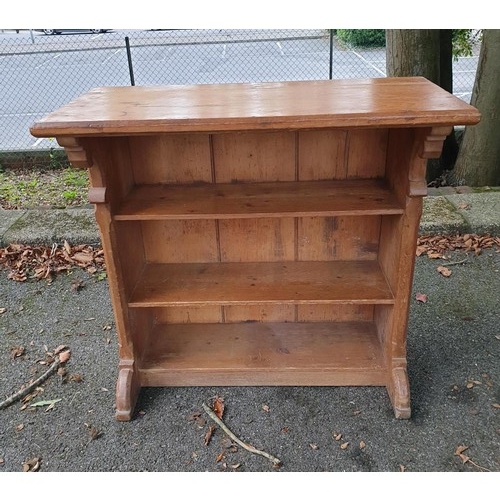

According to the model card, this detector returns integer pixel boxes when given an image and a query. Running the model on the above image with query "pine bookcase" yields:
[31,77,480,420]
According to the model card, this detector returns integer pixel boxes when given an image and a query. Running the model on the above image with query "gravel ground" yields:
[0,249,499,488]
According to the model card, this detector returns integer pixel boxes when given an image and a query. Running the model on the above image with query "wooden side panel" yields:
[128,134,212,184]
[347,129,388,179]
[298,129,348,180]
[212,131,296,182]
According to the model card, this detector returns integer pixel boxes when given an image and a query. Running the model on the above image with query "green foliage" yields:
[336,29,386,48]
[452,29,480,59]
[0,167,89,209]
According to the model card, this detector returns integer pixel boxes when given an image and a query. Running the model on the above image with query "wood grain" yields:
[128,261,395,307]
[115,180,404,220]
[139,321,386,386]
[30,78,480,137]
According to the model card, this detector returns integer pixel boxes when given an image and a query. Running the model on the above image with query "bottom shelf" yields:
[139,321,387,386]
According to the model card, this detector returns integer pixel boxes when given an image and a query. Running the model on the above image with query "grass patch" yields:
[0,166,89,209]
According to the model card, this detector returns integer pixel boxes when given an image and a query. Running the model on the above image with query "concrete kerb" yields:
[0,208,100,246]
[0,190,499,247]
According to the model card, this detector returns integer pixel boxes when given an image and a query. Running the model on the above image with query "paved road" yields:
[0,248,498,475]
[0,29,479,152]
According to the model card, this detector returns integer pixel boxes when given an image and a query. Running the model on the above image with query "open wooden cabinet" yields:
[30,78,480,420]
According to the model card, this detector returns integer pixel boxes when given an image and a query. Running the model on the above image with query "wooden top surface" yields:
[30,77,480,137]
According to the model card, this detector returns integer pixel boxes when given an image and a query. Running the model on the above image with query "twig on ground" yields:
[445,258,469,266]
[202,402,281,467]
[0,354,64,410]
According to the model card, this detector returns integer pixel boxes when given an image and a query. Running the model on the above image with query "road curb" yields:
[1,191,499,246]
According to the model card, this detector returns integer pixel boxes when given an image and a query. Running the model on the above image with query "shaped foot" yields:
[115,360,140,421]
[388,364,411,419]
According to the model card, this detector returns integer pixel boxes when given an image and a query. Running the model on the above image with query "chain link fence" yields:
[0,29,480,163]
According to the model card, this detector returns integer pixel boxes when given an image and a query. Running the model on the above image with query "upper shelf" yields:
[30,77,480,137]
[114,179,404,220]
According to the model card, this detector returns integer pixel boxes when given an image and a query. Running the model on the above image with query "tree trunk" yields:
[453,29,500,186]
[439,30,459,174]
[386,30,453,182]
[386,30,440,82]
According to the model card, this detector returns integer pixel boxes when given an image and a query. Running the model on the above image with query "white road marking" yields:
[102,48,122,65]
[351,50,386,76]
[35,53,61,69]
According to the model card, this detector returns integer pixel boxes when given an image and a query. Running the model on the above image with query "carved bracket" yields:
[408,126,453,197]
[56,137,93,168]
[419,126,453,159]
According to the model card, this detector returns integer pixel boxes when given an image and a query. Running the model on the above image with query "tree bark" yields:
[386,30,446,182]
[452,29,500,186]
[386,30,440,82]
[439,30,459,176]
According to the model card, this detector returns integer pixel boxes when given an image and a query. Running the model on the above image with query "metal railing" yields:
[0,29,480,159]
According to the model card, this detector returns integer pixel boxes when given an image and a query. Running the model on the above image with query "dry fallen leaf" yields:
[69,373,83,383]
[84,423,102,442]
[10,346,25,359]
[427,252,443,259]
[212,396,225,419]
[0,457,4,466]
[437,266,452,277]
[457,202,470,210]
[359,441,366,450]
[22,457,41,472]
[0,307,6,314]
[188,412,206,428]
[340,442,350,450]
[261,404,270,412]
[59,350,71,363]
[454,445,470,464]
[310,443,319,450]
[399,464,406,472]
[415,292,428,303]
[16,424,24,431]
[204,425,215,446]
[333,432,342,441]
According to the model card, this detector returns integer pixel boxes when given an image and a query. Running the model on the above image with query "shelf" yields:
[139,321,386,386]
[115,180,403,220]
[128,260,394,307]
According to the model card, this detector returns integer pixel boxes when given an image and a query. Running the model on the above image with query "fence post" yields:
[329,29,334,80]
[125,36,135,86]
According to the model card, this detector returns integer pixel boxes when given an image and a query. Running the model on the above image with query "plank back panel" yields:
[212,131,296,182]
[297,216,381,261]
[297,215,380,322]
[129,134,212,184]
[141,220,219,263]
[219,217,296,322]
[298,129,348,180]
[347,129,388,179]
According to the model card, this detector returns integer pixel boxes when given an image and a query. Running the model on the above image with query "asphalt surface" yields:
[0,246,499,476]
[0,186,499,487]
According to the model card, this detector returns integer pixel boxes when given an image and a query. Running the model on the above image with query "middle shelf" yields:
[115,179,404,220]
[128,260,395,307]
